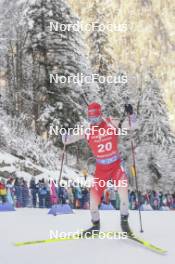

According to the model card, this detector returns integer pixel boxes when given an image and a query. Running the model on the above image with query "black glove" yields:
[124,104,133,115]
[118,121,122,129]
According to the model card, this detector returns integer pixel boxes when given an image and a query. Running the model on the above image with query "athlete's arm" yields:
[106,116,133,137]
[104,116,126,129]
[108,117,120,128]
[109,115,137,130]
[62,131,85,145]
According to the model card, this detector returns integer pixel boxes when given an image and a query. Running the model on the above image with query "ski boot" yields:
[82,220,100,238]
[121,215,133,237]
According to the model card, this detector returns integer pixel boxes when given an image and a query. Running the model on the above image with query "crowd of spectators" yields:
[0,177,175,210]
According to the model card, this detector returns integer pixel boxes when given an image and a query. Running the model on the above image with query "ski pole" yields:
[80,92,89,106]
[128,114,144,233]
[58,134,68,186]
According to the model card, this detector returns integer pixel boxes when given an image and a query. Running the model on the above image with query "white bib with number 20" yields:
[97,142,112,153]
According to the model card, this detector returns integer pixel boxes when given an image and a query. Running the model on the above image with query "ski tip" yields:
[14,242,25,247]
[14,240,46,246]
[156,249,168,255]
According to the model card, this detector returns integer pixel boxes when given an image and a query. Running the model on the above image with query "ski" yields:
[14,234,82,246]
[14,231,167,254]
[126,232,167,254]
[14,231,119,246]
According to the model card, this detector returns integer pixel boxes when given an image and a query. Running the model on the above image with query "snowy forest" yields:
[0,0,175,192]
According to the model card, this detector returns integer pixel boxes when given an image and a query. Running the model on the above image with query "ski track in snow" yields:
[0,209,174,264]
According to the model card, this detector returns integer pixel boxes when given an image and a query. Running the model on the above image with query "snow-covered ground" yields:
[0,150,90,185]
[0,209,174,264]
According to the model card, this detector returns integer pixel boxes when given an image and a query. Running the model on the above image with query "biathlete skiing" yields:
[62,102,134,237]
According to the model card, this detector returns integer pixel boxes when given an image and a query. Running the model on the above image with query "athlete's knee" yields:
[90,193,100,209]
[90,198,99,210]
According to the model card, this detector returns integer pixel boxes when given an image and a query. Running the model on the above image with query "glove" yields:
[124,104,133,115]
[118,121,122,129]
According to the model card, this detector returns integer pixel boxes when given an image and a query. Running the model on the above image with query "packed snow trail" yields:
[0,209,174,264]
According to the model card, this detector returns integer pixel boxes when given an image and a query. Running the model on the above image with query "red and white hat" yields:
[87,102,102,124]
[88,102,102,118]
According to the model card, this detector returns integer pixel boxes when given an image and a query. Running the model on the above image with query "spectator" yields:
[14,178,22,207]
[30,177,38,207]
[50,179,58,205]
[38,180,49,208]
[115,190,120,210]
[73,186,82,208]
[109,187,116,209]
[21,180,29,207]
[103,188,110,204]
[81,187,90,209]
[67,187,74,208]
[0,178,7,203]
[6,178,15,204]
[58,186,68,204]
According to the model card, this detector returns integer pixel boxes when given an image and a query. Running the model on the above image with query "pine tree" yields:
[137,72,175,147]
[135,72,175,190]
[26,0,91,137]
[86,0,115,99]
[0,0,30,117]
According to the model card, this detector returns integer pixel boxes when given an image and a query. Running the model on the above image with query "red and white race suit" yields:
[64,117,129,221]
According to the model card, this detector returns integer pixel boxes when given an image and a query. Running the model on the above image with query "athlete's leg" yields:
[111,160,129,214]
[82,165,107,237]
[82,187,101,237]
[90,163,108,222]
[111,160,132,234]
[90,188,101,222]
[118,183,129,216]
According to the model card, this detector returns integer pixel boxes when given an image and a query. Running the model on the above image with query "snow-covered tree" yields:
[135,72,175,191]
[87,0,115,99]
[137,72,175,148]
[26,0,92,136]
[0,0,30,118]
